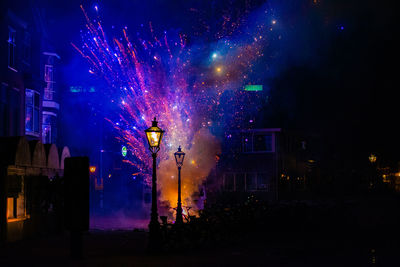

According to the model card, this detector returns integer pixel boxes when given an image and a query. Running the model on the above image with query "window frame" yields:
[25,89,40,136]
[241,132,275,153]
[44,64,55,100]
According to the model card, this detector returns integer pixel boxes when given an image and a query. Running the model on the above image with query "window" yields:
[257,173,269,190]
[254,134,272,152]
[223,173,270,192]
[44,65,53,82]
[8,27,16,70]
[44,82,54,100]
[7,197,16,219]
[42,121,51,144]
[44,65,54,100]
[7,196,27,221]
[25,89,40,136]
[42,112,57,144]
[242,132,274,153]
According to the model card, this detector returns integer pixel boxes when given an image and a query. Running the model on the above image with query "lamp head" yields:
[144,117,164,154]
[174,146,185,167]
[369,154,377,163]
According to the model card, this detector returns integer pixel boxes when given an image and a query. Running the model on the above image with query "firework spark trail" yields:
[75,3,277,216]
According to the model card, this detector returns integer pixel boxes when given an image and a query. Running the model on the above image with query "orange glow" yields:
[7,198,14,219]
[369,154,377,163]
[157,129,221,220]
[215,66,223,74]
[89,166,97,173]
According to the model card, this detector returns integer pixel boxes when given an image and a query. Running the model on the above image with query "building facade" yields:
[0,136,70,242]
[0,3,67,242]
[210,128,321,202]
[0,5,60,145]
[213,128,281,202]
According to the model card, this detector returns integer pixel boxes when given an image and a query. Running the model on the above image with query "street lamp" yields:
[368,153,377,190]
[174,146,185,225]
[144,117,164,249]
[369,154,377,163]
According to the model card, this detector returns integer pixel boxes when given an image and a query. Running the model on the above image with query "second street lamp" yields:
[174,146,185,225]
[144,117,164,249]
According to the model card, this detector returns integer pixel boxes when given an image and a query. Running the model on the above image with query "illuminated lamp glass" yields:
[144,117,164,153]
[89,166,96,173]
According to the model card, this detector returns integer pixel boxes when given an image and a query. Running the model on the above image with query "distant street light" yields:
[369,154,377,163]
[368,153,377,189]
[174,146,185,225]
[144,117,164,249]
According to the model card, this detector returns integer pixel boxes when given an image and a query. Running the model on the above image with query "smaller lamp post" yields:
[368,153,377,189]
[144,117,164,249]
[174,146,185,225]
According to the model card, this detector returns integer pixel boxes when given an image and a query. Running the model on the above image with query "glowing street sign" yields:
[245,85,263,91]
[69,86,96,93]
[121,146,127,157]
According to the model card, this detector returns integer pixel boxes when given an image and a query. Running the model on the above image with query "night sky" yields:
[7,0,396,167]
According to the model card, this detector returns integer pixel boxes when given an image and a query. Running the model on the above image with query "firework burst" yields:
[74,2,278,215]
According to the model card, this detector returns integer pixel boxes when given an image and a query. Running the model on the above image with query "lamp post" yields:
[174,146,185,225]
[144,117,164,249]
[369,153,377,189]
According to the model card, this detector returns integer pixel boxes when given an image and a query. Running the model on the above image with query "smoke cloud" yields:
[157,128,220,218]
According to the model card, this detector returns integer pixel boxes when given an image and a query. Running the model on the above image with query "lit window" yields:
[42,120,51,144]
[44,65,53,82]
[44,65,54,100]
[25,89,40,135]
[7,197,16,219]
[42,113,56,144]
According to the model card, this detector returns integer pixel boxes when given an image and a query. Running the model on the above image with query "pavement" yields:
[1,196,400,266]
[1,227,399,266]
